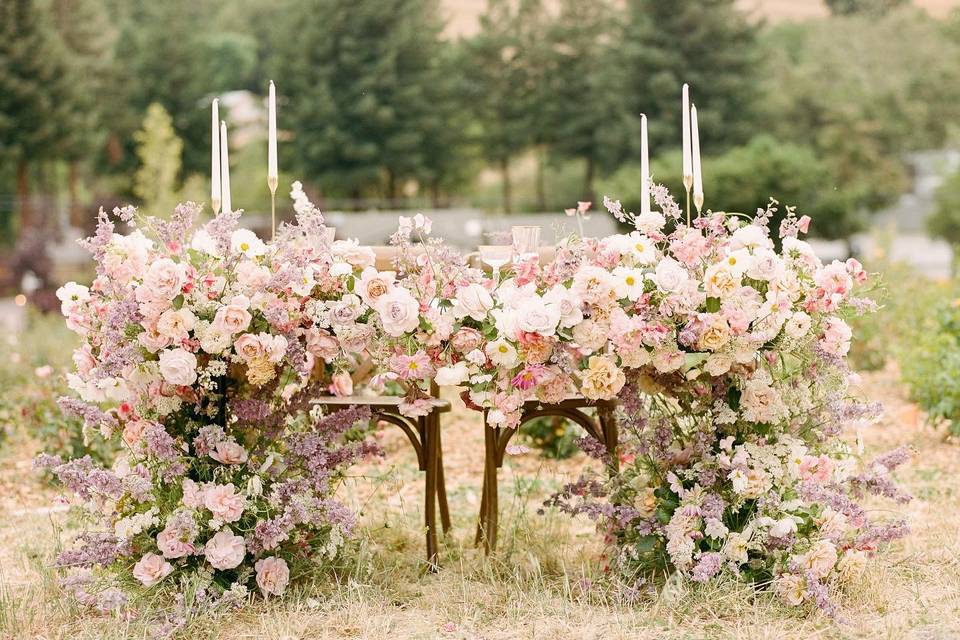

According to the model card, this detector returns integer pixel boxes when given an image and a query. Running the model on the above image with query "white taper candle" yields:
[640,113,650,215]
[691,104,703,212]
[268,81,278,191]
[682,83,692,190]
[211,99,221,215]
[220,120,232,214]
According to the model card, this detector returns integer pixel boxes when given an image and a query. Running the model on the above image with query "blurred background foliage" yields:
[4,0,960,239]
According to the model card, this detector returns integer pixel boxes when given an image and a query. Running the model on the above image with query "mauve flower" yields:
[132,553,173,587]
[254,556,290,596]
[204,530,246,570]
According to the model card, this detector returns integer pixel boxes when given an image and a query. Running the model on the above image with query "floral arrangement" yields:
[546,194,909,614]
[40,177,908,620]
[40,191,381,618]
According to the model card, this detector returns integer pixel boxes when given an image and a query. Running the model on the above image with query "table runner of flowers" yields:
[38,182,908,625]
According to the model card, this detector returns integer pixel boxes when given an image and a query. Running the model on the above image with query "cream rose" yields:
[158,348,198,386]
[580,355,626,401]
[212,296,253,335]
[802,540,838,578]
[454,283,494,322]
[204,530,246,570]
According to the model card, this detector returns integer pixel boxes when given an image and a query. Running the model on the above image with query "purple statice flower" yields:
[575,434,610,461]
[284,332,311,378]
[690,551,723,582]
[36,454,123,501]
[853,519,910,548]
[143,424,179,462]
[699,493,725,520]
[56,532,129,568]
[847,447,912,504]
[57,397,118,434]
[193,425,226,456]
[202,209,242,257]
[122,474,155,503]
[804,571,842,620]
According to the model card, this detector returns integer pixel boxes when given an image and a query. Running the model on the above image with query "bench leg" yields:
[423,417,440,571]
[597,403,619,475]
[435,417,451,534]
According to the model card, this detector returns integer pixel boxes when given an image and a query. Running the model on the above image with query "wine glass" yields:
[323,227,337,243]
[511,225,541,262]
[478,245,512,285]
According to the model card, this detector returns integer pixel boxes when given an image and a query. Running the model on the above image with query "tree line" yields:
[3,0,960,244]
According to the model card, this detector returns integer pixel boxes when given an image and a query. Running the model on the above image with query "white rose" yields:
[653,258,688,293]
[543,285,583,328]
[435,362,469,386]
[785,311,812,338]
[158,348,198,386]
[375,288,421,337]
[453,283,494,322]
[514,298,561,337]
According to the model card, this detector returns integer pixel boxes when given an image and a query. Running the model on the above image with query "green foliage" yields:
[624,0,763,153]
[519,417,581,460]
[133,103,183,215]
[927,167,960,271]
[825,0,909,16]
[0,312,114,466]
[900,296,960,437]
[272,0,464,202]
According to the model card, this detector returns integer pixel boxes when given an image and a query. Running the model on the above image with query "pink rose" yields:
[209,441,249,465]
[132,552,173,587]
[158,348,198,386]
[203,530,246,570]
[330,371,354,397]
[142,258,184,301]
[254,556,290,596]
[450,328,483,354]
[72,346,97,376]
[234,333,266,362]
[203,483,245,522]
[122,420,150,446]
[181,478,204,509]
[157,527,195,559]
[212,296,253,335]
[306,328,340,361]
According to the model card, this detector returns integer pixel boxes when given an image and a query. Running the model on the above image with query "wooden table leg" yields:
[424,416,440,571]
[435,416,451,534]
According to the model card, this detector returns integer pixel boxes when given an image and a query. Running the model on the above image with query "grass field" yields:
[0,359,957,639]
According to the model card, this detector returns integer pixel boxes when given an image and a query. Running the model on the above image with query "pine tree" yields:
[625,0,762,154]
[0,0,77,231]
[273,0,461,206]
[133,103,183,215]
[540,0,635,204]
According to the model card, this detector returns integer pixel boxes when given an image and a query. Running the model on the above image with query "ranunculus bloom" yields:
[204,530,246,570]
[255,556,290,596]
[203,483,245,522]
[158,348,198,386]
[132,552,173,587]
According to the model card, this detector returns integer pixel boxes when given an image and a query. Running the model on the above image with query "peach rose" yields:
[132,552,173,587]
[203,483,245,522]
[306,328,339,361]
[203,530,246,570]
[122,420,150,446]
[254,556,290,596]
[212,296,253,335]
[802,540,838,578]
[209,441,249,465]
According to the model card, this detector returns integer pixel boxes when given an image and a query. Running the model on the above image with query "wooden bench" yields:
[312,386,451,569]
[475,397,618,552]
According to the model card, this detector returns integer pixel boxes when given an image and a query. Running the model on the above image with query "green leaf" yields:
[172,294,184,310]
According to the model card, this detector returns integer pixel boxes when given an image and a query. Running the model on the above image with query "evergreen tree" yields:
[273,0,459,205]
[133,103,183,215]
[461,0,547,212]
[540,0,635,204]
[0,0,77,230]
[624,0,763,154]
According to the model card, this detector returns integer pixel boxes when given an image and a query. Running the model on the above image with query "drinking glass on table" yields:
[478,245,512,285]
[511,225,541,262]
[323,227,336,243]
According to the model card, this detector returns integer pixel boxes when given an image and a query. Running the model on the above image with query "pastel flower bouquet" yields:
[39,193,381,617]
[545,195,909,614]
[39,178,908,621]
